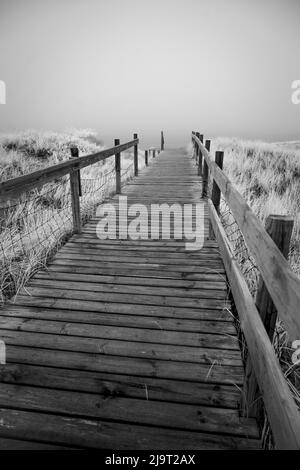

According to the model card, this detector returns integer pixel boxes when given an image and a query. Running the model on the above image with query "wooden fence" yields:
[192,131,300,449]
[0,134,162,234]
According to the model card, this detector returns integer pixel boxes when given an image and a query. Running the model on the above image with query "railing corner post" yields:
[242,214,294,420]
[161,131,164,151]
[211,151,224,213]
[134,133,138,177]
[256,215,294,341]
[115,138,121,194]
[202,140,211,198]
[69,146,81,234]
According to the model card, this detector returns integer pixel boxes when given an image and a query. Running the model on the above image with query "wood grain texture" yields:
[0,148,259,449]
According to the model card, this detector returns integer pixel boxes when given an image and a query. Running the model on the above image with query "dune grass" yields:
[0,129,144,300]
[211,137,300,277]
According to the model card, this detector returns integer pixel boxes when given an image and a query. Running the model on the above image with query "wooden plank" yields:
[0,408,261,449]
[38,268,227,290]
[53,253,225,268]
[0,329,242,366]
[0,383,258,437]
[1,305,238,333]
[15,287,231,310]
[0,437,75,450]
[0,317,239,349]
[0,363,241,408]
[9,297,232,320]
[48,260,226,280]
[3,346,244,384]
[28,278,228,300]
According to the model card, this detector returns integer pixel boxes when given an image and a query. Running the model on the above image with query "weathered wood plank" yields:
[0,317,239,349]
[0,363,240,408]
[9,296,232,319]
[15,287,231,310]
[3,346,245,384]
[0,329,242,365]
[0,408,261,449]
[0,383,258,437]
[28,277,228,299]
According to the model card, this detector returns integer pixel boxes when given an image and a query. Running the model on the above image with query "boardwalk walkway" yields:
[0,148,260,449]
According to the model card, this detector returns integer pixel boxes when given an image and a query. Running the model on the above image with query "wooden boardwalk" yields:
[0,148,260,449]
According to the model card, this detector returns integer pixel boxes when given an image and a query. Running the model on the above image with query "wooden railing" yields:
[192,131,300,449]
[0,134,162,234]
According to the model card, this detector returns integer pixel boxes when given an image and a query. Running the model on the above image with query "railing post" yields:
[202,140,210,198]
[242,214,294,419]
[196,132,203,175]
[134,133,138,176]
[145,150,148,166]
[69,146,81,234]
[115,139,121,194]
[161,131,164,151]
[256,215,294,340]
[211,151,224,213]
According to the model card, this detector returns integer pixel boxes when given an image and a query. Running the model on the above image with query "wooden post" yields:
[242,215,294,419]
[161,131,164,151]
[115,139,121,194]
[133,133,138,176]
[211,151,224,213]
[196,132,202,175]
[145,150,148,166]
[202,140,210,198]
[256,215,294,340]
[69,146,81,234]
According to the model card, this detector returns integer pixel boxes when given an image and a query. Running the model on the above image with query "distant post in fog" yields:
[161,131,164,151]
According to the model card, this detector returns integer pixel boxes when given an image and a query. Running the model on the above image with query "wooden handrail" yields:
[191,133,300,341]
[192,131,300,449]
[208,199,300,449]
[0,138,138,204]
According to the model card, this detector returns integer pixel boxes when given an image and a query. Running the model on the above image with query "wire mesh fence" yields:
[0,158,135,302]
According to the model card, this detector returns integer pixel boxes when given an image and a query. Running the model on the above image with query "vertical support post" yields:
[153,149,156,158]
[202,140,210,198]
[256,215,294,340]
[115,139,121,194]
[69,146,81,234]
[242,215,294,419]
[193,133,198,161]
[196,132,203,175]
[145,150,148,166]
[211,151,224,213]
[161,131,164,151]
[134,133,138,177]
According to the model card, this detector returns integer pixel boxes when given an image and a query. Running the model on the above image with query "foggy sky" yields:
[0,0,300,146]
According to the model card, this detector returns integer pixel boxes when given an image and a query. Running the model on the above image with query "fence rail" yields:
[192,131,300,450]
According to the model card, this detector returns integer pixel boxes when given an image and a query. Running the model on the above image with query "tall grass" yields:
[211,138,300,277]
